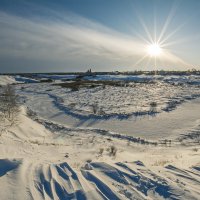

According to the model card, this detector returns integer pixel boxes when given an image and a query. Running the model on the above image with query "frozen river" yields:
[23,90,200,140]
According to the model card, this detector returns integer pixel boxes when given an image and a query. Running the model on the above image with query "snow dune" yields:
[1,75,200,199]
[0,108,199,199]
[16,81,200,140]
[0,75,17,85]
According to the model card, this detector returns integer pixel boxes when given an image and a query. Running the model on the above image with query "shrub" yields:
[99,148,104,156]
[91,103,98,114]
[89,136,95,143]
[86,159,92,163]
[71,85,79,91]
[149,101,157,113]
[110,145,117,157]
[0,85,20,122]
[192,148,198,152]
[98,107,105,115]
[26,107,37,117]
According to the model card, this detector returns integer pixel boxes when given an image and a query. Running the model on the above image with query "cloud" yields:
[0,11,144,58]
[0,8,192,72]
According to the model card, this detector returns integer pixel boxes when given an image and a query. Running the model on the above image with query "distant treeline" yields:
[1,69,200,76]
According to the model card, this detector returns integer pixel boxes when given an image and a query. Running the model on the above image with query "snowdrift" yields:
[0,75,17,86]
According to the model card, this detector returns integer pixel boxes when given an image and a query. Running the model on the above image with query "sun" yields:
[147,43,162,57]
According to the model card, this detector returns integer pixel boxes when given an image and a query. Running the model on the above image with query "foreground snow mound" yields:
[0,159,21,176]
[0,159,199,199]
[0,108,199,199]
[0,75,17,85]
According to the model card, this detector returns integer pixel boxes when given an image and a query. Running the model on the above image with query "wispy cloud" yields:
[0,11,144,58]
[0,7,192,72]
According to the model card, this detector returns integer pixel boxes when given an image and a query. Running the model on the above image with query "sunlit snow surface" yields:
[15,74,200,140]
[0,75,200,200]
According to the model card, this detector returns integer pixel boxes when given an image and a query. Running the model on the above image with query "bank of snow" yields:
[0,107,199,199]
[16,81,200,141]
[0,75,17,85]
[15,75,39,83]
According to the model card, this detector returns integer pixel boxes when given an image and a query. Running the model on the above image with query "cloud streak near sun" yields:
[0,11,145,58]
[0,9,191,71]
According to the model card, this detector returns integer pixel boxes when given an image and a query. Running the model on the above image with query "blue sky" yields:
[0,0,200,72]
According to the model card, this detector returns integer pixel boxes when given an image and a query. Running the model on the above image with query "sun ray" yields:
[128,0,196,71]
[133,54,149,67]
[137,15,154,44]
[157,0,181,44]
[159,21,188,46]
[131,4,154,44]
[163,49,192,67]
[161,34,200,48]
[144,56,152,71]
[128,25,152,45]
[153,4,157,42]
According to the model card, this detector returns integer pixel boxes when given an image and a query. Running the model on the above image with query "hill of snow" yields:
[0,75,17,85]
[0,107,199,199]
[0,75,200,199]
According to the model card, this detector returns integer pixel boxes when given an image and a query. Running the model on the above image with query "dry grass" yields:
[54,80,129,91]
[153,160,171,166]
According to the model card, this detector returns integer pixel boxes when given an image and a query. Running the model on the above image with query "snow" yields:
[15,77,200,140]
[0,74,200,199]
[0,75,17,85]
[0,75,39,85]
[15,75,39,83]
[0,108,199,199]
[36,74,77,80]
[84,74,154,81]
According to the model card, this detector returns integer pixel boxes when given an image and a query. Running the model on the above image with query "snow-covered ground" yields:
[0,75,17,85]
[0,75,200,199]
[15,76,200,140]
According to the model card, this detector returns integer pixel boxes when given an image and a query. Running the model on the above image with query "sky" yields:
[0,0,200,73]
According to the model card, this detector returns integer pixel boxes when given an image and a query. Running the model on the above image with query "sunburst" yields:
[147,43,162,57]
[130,1,192,71]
